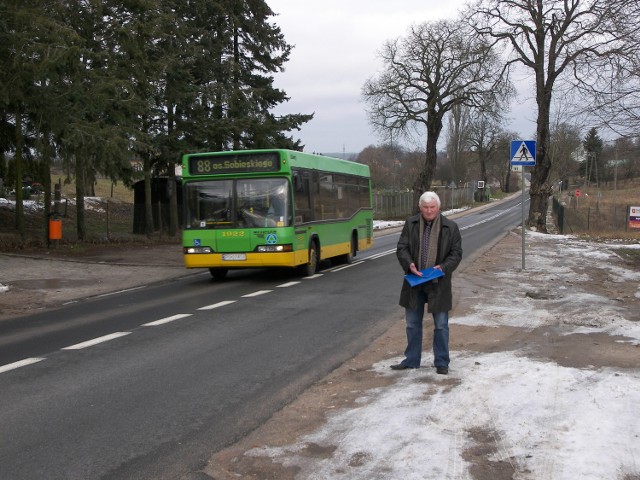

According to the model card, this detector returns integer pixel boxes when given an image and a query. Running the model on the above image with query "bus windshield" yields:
[185,177,291,229]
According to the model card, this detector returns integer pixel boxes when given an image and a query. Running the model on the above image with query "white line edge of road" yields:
[95,285,147,298]
[62,332,131,350]
[331,260,365,272]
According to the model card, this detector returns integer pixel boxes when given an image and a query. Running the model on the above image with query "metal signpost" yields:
[510,140,536,270]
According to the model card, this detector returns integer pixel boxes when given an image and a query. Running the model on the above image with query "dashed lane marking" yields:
[142,313,193,326]
[197,300,237,311]
[4,251,389,373]
[0,357,46,374]
[241,290,273,297]
[277,282,301,288]
[62,332,131,350]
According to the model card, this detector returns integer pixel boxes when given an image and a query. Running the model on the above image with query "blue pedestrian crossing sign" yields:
[510,140,536,166]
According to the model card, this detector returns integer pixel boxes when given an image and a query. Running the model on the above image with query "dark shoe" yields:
[436,367,448,375]
[390,363,411,370]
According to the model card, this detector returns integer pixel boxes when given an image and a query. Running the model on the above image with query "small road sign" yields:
[511,140,536,166]
[575,188,581,197]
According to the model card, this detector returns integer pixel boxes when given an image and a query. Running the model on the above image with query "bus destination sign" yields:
[188,153,280,175]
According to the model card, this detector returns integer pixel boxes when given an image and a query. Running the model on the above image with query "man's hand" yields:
[409,263,422,276]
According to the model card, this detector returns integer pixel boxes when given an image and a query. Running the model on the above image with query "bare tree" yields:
[578,22,640,136]
[446,104,472,184]
[467,108,505,186]
[469,0,639,232]
[362,19,510,208]
[548,122,582,190]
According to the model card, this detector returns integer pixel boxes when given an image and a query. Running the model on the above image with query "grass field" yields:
[554,177,640,241]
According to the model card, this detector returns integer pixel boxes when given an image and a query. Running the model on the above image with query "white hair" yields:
[418,191,441,208]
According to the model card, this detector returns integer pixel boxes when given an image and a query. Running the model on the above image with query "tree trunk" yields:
[168,168,179,237]
[14,109,25,238]
[75,151,86,241]
[527,88,554,233]
[143,154,154,236]
[166,105,179,236]
[412,115,442,211]
[42,129,52,243]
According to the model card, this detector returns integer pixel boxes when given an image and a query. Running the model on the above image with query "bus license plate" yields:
[222,253,246,261]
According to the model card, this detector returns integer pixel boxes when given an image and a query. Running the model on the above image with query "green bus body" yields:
[181,149,373,278]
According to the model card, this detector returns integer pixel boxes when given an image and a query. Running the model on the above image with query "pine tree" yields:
[583,128,604,188]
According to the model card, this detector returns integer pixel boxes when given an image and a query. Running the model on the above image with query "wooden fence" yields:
[373,186,477,219]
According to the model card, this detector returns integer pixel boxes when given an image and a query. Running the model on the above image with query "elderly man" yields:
[392,191,463,374]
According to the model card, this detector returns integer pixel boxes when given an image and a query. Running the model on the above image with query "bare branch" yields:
[362,18,511,195]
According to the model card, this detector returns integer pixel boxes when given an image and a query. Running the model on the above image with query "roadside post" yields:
[510,140,537,270]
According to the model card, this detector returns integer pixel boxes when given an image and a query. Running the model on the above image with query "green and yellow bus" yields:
[182,149,373,279]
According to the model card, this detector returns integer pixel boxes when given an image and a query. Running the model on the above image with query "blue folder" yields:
[404,267,445,287]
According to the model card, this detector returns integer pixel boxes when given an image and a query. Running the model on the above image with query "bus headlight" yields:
[257,244,292,253]
[184,246,213,254]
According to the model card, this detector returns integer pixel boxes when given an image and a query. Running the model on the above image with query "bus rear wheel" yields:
[299,240,319,277]
[209,267,228,280]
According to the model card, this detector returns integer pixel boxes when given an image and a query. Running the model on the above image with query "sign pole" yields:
[510,140,536,271]
[521,167,525,270]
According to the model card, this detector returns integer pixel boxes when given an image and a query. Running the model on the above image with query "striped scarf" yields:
[419,214,440,270]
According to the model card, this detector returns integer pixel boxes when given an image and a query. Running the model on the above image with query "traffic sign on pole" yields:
[510,140,536,166]
[510,139,536,270]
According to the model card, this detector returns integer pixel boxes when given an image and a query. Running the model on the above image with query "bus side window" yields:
[293,169,313,224]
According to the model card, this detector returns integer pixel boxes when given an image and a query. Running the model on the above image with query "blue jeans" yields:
[402,289,450,368]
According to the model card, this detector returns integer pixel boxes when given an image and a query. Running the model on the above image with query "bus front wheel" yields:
[299,241,319,277]
[209,267,228,280]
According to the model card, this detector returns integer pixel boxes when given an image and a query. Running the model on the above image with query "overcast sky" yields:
[268,0,537,155]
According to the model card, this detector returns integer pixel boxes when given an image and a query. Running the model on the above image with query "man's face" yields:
[419,200,439,222]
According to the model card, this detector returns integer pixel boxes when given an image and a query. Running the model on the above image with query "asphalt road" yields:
[0,194,526,479]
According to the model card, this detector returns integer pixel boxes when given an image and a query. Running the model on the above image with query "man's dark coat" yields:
[396,213,463,312]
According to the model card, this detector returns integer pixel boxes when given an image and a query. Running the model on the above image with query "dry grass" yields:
[555,177,640,239]
[0,176,178,252]
[569,177,640,210]
[52,175,135,203]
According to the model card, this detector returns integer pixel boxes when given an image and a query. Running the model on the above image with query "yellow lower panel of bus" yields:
[320,242,347,260]
[184,238,367,270]
[185,251,301,269]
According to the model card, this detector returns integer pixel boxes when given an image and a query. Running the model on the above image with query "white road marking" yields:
[459,202,522,230]
[277,281,301,288]
[197,300,237,311]
[96,286,146,298]
[331,261,365,272]
[363,248,396,260]
[0,357,46,374]
[8,250,374,367]
[242,290,272,297]
[142,313,192,326]
[62,332,131,350]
